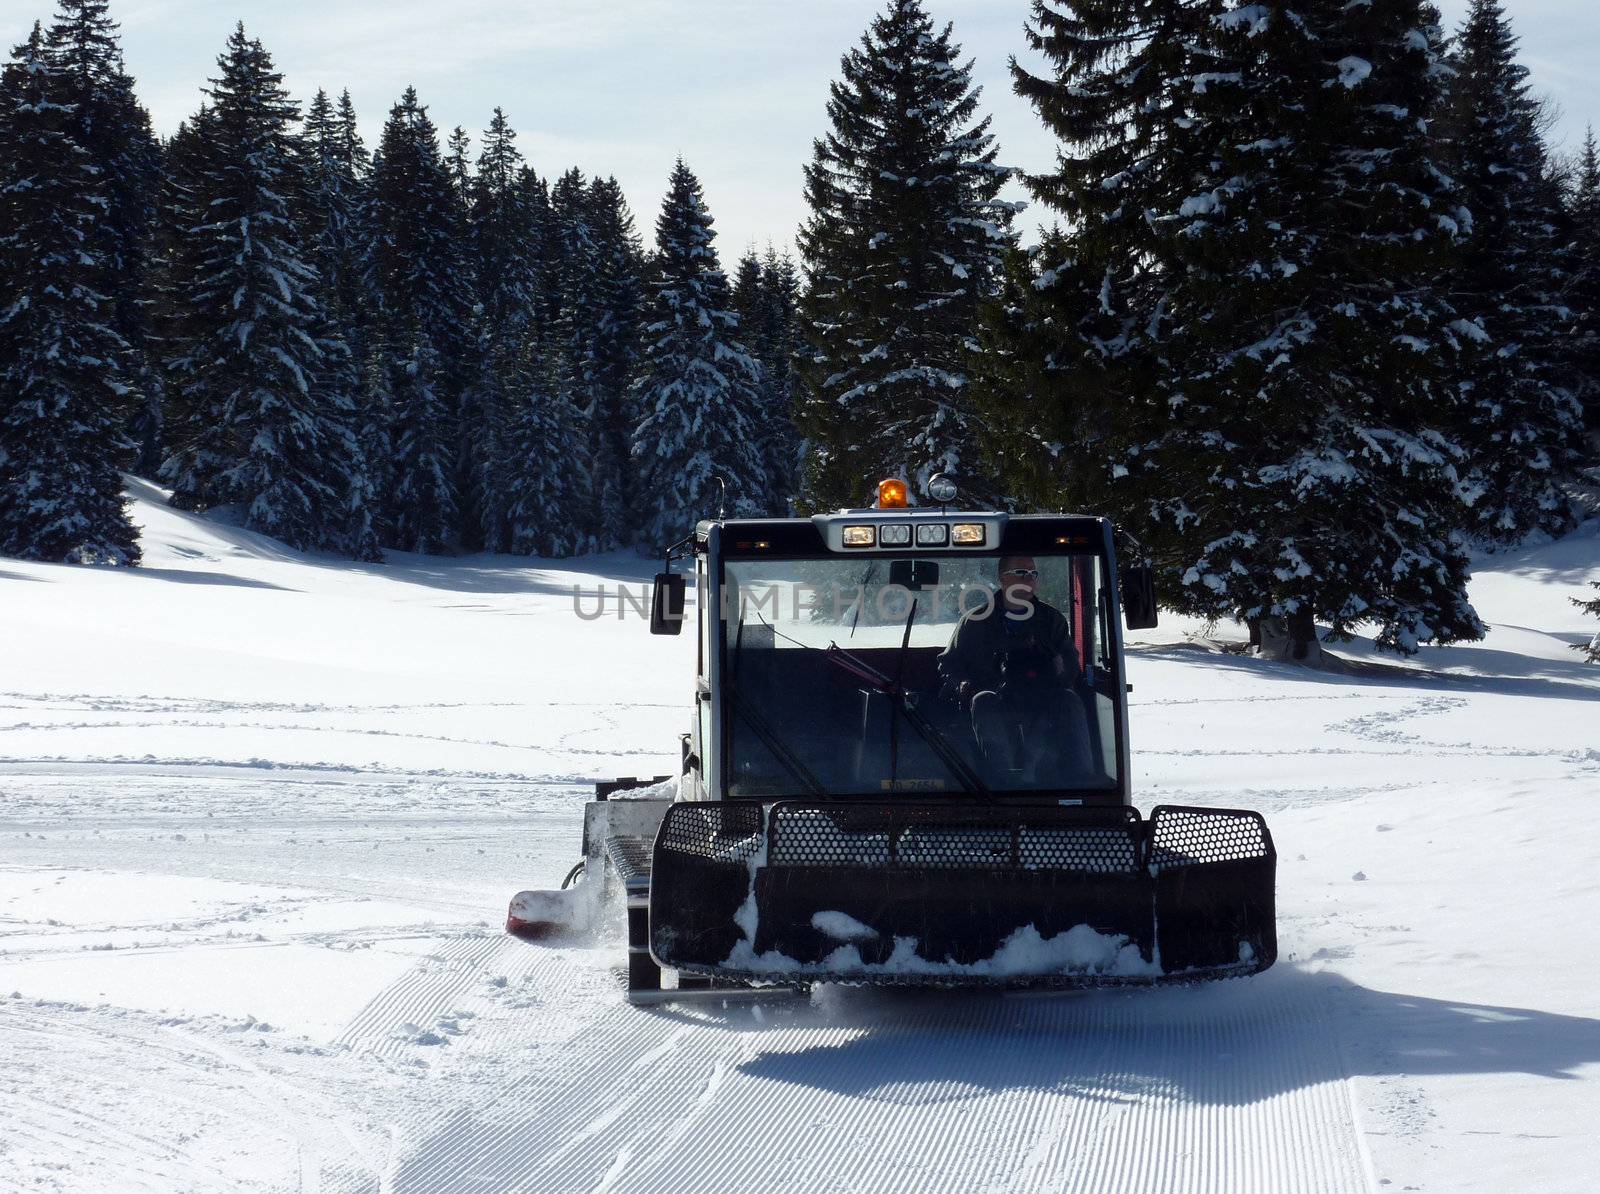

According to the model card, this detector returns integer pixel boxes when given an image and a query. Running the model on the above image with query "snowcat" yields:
[508,477,1276,1000]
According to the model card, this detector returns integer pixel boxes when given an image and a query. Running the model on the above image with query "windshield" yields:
[720,551,1121,799]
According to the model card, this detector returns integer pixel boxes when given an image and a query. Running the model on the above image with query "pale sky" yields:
[3,1,1596,258]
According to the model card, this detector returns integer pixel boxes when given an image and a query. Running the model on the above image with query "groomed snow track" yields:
[330,938,1372,1194]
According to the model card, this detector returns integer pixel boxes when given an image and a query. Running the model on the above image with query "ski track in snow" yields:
[328,940,1370,1194]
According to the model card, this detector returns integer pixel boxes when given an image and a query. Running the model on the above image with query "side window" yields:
[696,563,708,680]
[1095,557,1114,672]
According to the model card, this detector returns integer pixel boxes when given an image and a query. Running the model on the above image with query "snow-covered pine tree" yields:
[731,251,775,506]
[584,175,646,545]
[501,336,589,558]
[460,108,540,552]
[158,25,364,554]
[446,126,472,200]
[799,0,1015,508]
[42,0,162,472]
[520,167,557,331]
[1162,0,1484,656]
[294,89,384,560]
[0,24,140,565]
[630,160,766,550]
[1007,0,1484,658]
[548,167,602,537]
[757,248,802,509]
[992,0,1229,520]
[1576,583,1600,661]
[971,228,1121,516]
[732,250,763,326]
[1565,128,1600,437]
[0,23,37,307]
[298,88,370,362]
[149,104,219,474]
[364,87,472,552]
[733,249,803,512]
[354,346,395,548]
[1444,0,1584,543]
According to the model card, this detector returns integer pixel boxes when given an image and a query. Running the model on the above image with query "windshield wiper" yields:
[730,616,827,799]
[824,641,991,801]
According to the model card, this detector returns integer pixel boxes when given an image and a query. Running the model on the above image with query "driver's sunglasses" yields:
[1002,568,1040,580]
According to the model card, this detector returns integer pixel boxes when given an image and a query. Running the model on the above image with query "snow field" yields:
[1,486,1597,1192]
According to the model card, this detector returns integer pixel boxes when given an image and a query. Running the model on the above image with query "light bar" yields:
[952,524,985,546]
[842,525,875,548]
[916,524,949,546]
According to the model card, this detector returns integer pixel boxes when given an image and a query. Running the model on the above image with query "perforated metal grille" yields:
[658,802,763,862]
[1019,826,1140,873]
[1148,806,1272,872]
[769,803,1142,872]
[768,807,891,865]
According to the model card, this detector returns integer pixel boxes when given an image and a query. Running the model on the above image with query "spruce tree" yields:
[584,175,646,545]
[364,87,471,552]
[42,0,162,471]
[1565,128,1600,436]
[299,88,370,361]
[799,0,1015,507]
[630,160,766,549]
[296,89,382,560]
[461,108,540,552]
[1444,0,1583,543]
[734,249,803,511]
[548,167,601,536]
[158,25,364,554]
[150,105,216,469]
[1003,0,1484,658]
[983,0,1226,519]
[758,248,803,507]
[1576,584,1600,662]
[502,338,589,558]
[0,24,140,564]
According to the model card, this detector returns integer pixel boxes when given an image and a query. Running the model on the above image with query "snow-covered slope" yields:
[2,483,1597,1193]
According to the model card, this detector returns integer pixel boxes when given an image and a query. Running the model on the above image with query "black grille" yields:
[657,802,763,861]
[767,803,1142,872]
[1148,806,1272,872]
[1019,825,1140,872]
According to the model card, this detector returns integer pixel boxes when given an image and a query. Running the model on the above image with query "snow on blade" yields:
[724,922,1160,979]
[810,910,880,943]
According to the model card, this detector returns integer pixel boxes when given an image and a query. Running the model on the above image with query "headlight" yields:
[951,524,986,546]
[842,525,875,548]
[915,524,950,546]
[878,524,912,546]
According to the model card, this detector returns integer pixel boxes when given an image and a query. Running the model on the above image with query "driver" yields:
[936,555,1093,778]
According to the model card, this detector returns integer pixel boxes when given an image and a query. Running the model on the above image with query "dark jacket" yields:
[936,597,1071,697]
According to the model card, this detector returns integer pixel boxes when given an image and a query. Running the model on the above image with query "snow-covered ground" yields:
[2,479,1597,1193]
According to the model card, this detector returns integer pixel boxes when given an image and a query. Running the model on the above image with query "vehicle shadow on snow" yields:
[722,967,1600,1106]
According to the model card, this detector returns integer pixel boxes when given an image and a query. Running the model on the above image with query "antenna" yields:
[714,476,727,521]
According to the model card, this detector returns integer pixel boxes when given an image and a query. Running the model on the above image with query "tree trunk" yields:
[1256,605,1323,665]
[1287,604,1317,661]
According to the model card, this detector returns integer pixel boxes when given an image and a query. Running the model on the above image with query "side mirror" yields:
[888,559,941,590]
[1123,564,1159,630]
[650,573,687,636]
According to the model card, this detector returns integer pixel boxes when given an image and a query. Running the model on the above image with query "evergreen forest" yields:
[2,0,1597,657]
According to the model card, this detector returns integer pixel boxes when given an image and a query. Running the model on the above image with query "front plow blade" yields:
[649,802,1275,987]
